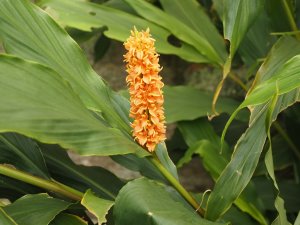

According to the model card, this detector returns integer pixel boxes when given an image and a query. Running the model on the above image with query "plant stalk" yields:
[281,0,300,40]
[149,155,205,216]
[0,164,83,201]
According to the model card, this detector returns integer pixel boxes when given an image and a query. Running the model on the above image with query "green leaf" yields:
[41,144,124,200]
[241,55,300,107]
[264,93,290,225]
[159,0,227,61]
[39,0,207,63]
[224,0,265,60]
[0,208,17,225]
[113,178,228,225]
[81,190,114,224]
[238,9,276,66]
[254,178,300,213]
[295,212,300,225]
[0,55,145,156]
[164,86,240,123]
[178,119,267,225]
[50,214,87,225]
[3,193,71,225]
[206,36,300,221]
[0,0,128,132]
[0,133,49,179]
[124,0,225,65]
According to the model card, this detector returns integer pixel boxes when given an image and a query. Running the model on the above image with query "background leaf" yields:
[0,133,49,179]
[50,214,87,225]
[224,0,265,59]
[114,178,228,225]
[39,0,207,63]
[124,0,224,65]
[2,194,71,225]
[41,144,124,200]
[158,0,227,62]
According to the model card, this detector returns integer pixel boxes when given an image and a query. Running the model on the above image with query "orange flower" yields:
[124,27,166,152]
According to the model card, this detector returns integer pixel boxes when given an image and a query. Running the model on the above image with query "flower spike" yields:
[124,27,166,152]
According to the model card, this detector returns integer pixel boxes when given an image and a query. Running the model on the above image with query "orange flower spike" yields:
[124,27,166,152]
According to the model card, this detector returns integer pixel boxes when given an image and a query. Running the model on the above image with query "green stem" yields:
[149,155,205,216]
[273,121,300,160]
[282,0,300,40]
[0,164,83,201]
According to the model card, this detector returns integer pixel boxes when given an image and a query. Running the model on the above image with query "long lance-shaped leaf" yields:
[0,55,145,156]
[123,0,225,65]
[212,0,264,114]
[158,0,227,62]
[0,0,127,132]
[264,93,291,225]
[205,36,300,220]
[177,119,267,225]
[39,0,207,63]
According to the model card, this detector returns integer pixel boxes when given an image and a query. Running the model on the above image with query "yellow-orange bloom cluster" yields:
[124,27,166,152]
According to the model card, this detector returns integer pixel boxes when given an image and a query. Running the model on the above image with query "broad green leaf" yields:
[265,0,291,32]
[164,86,241,123]
[124,0,225,65]
[41,144,124,200]
[224,0,265,60]
[39,0,207,63]
[0,0,128,132]
[0,55,145,156]
[113,178,228,225]
[3,193,71,225]
[238,9,276,66]
[50,214,87,225]
[81,190,114,224]
[178,119,267,225]
[0,133,49,179]
[0,208,17,225]
[159,0,227,61]
[206,36,300,221]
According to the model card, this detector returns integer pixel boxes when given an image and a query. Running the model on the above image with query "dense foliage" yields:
[0,0,299,224]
